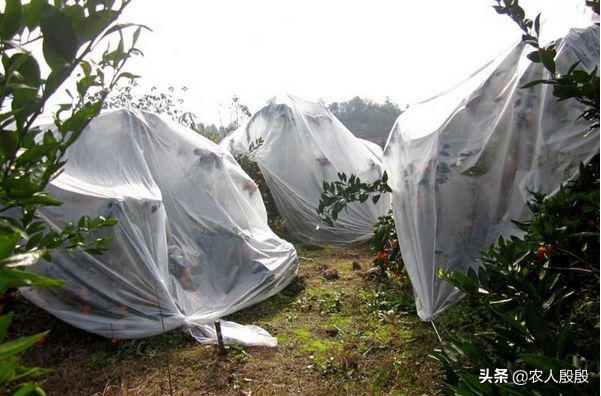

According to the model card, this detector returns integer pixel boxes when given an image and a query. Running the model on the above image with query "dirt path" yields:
[14,245,443,395]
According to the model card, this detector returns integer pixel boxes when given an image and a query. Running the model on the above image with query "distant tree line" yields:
[328,97,404,147]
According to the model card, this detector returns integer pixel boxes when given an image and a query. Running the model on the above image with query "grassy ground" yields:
[9,244,444,395]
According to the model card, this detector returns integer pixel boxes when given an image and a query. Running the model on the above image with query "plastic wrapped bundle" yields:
[383,25,599,321]
[21,109,298,346]
[221,95,390,246]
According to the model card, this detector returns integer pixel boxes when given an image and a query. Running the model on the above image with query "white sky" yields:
[92,0,592,125]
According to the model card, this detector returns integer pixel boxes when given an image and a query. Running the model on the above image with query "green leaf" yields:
[20,193,62,206]
[78,10,119,44]
[556,318,571,357]
[0,130,18,159]
[0,312,14,343]
[0,331,48,361]
[520,354,575,371]
[116,71,140,81]
[540,48,556,74]
[524,301,548,349]
[23,0,45,30]
[0,231,19,261]
[11,366,53,382]
[62,4,85,33]
[8,53,42,86]
[0,268,62,288]
[43,67,69,99]
[132,26,142,46]
[12,382,41,396]
[2,178,43,200]
[526,50,541,64]
[571,69,590,83]
[14,143,60,166]
[0,357,17,383]
[101,22,152,40]
[521,79,549,89]
[40,5,78,70]
[457,373,495,394]
[1,250,44,267]
[439,270,478,295]
[0,0,22,40]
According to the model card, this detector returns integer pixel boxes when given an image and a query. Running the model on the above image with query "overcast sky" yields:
[116,0,591,125]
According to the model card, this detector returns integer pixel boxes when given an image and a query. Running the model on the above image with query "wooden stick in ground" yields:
[214,320,226,354]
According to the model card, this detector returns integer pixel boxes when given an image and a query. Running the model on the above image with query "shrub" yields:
[370,210,404,277]
[433,156,599,395]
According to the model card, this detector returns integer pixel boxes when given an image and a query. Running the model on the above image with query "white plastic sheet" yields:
[383,25,599,321]
[221,95,391,246]
[21,109,298,346]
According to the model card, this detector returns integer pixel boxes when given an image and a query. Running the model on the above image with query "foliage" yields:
[0,312,51,395]
[233,138,284,232]
[328,97,403,146]
[97,82,198,129]
[99,82,249,142]
[493,0,600,130]
[317,171,391,226]
[0,0,141,393]
[433,156,599,395]
[370,210,403,276]
[214,95,251,135]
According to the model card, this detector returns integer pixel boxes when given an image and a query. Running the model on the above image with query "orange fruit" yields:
[379,249,391,261]
[535,246,549,261]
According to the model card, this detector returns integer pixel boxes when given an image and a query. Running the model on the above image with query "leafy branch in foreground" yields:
[317,171,391,226]
[0,0,145,393]
[493,0,600,130]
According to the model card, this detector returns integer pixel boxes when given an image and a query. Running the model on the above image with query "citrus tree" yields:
[0,0,144,393]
